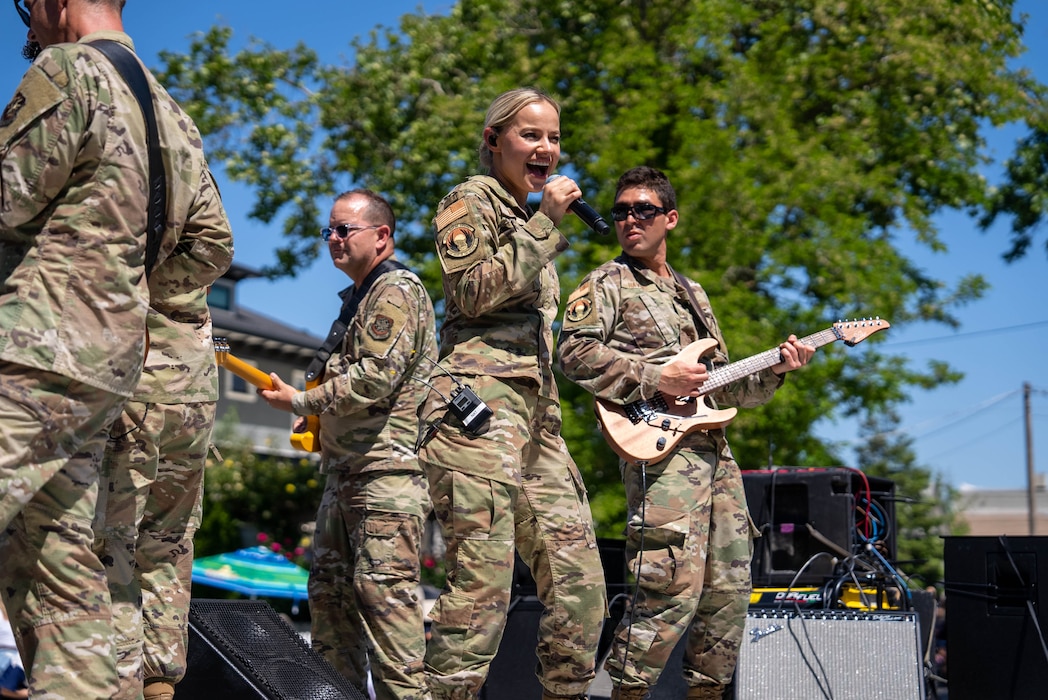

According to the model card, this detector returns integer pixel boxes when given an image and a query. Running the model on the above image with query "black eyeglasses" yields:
[320,223,379,241]
[14,0,30,27]
[610,202,667,222]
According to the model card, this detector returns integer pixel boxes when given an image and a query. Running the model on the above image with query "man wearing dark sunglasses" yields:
[557,166,813,700]
[259,189,437,700]
[0,2,232,700]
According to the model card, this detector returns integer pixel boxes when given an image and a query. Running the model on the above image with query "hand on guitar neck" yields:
[214,338,321,452]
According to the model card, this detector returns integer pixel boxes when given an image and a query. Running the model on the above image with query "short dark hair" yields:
[335,188,396,237]
[614,166,677,212]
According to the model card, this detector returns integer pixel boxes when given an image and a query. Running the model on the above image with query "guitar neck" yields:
[218,353,274,390]
[702,327,840,395]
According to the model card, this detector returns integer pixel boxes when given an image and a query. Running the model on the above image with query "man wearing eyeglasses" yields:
[0,1,233,698]
[259,190,436,700]
[557,166,813,700]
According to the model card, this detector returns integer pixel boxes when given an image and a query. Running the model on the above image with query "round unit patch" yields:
[368,314,394,341]
[442,225,479,259]
[565,296,593,323]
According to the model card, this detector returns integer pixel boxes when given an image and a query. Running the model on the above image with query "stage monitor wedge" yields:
[181,599,366,700]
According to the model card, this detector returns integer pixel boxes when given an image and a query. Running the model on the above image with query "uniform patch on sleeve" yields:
[434,199,468,230]
[563,283,594,325]
[0,67,65,141]
[441,225,479,259]
[0,92,26,128]
[368,314,395,341]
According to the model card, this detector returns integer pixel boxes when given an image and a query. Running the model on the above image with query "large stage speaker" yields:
[944,535,1048,700]
[743,467,896,587]
[181,599,365,699]
[735,609,923,699]
[479,594,544,700]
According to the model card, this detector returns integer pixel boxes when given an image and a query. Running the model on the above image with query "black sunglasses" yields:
[14,0,29,28]
[320,223,379,241]
[610,202,667,222]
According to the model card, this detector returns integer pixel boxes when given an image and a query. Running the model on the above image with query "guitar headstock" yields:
[834,318,890,346]
[214,337,230,365]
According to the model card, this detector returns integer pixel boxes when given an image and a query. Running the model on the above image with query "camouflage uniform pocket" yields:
[359,514,419,579]
[627,504,691,597]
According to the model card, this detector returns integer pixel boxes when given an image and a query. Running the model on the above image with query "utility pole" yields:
[1026,382,1036,535]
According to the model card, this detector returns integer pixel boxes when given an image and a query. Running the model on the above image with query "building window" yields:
[208,282,233,311]
[225,359,259,402]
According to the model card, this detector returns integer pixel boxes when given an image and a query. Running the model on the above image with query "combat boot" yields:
[686,684,727,699]
[143,680,175,700]
[610,686,649,700]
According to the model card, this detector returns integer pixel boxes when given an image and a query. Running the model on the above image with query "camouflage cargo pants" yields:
[0,362,127,699]
[309,470,431,700]
[420,377,607,700]
[605,440,754,691]
[93,399,216,699]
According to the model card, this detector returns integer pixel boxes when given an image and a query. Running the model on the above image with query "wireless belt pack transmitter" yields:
[449,385,493,434]
[415,354,494,436]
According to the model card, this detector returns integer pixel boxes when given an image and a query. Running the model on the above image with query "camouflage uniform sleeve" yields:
[0,52,85,229]
[557,269,663,404]
[149,168,234,315]
[434,185,568,318]
[292,273,424,417]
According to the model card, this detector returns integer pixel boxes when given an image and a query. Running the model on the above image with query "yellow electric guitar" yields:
[594,318,890,465]
[213,338,320,453]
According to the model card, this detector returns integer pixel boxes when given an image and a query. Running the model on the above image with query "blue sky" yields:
[3,1,1046,491]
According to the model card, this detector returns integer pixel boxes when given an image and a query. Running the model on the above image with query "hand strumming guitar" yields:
[657,355,710,398]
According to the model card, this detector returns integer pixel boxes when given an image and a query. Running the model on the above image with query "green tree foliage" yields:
[158,1,1044,531]
[195,413,323,567]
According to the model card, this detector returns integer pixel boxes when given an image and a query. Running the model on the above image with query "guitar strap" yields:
[669,266,715,340]
[304,258,409,382]
[88,40,166,279]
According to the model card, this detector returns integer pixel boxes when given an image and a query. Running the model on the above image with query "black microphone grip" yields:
[547,175,610,235]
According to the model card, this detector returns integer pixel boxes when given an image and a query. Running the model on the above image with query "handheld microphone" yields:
[547,174,610,236]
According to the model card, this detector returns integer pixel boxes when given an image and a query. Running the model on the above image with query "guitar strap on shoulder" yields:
[670,266,715,340]
[88,39,166,279]
[304,259,409,382]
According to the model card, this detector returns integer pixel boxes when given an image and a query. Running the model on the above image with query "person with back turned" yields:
[557,166,814,700]
[0,1,232,696]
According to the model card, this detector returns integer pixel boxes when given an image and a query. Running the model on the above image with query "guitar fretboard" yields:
[702,327,842,395]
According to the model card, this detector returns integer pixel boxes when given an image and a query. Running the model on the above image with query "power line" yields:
[921,416,1022,462]
[880,388,1020,441]
[884,319,1048,348]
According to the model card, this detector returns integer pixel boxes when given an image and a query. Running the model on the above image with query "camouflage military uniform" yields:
[297,265,437,700]
[94,207,233,697]
[0,31,229,698]
[418,176,607,700]
[557,254,782,693]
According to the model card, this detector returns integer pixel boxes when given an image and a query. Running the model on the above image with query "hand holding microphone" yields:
[546,174,610,235]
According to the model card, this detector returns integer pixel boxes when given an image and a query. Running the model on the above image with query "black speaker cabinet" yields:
[181,599,365,699]
[479,594,544,700]
[734,610,923,699]
[743,467,896,587]
[944,535,1048,700]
